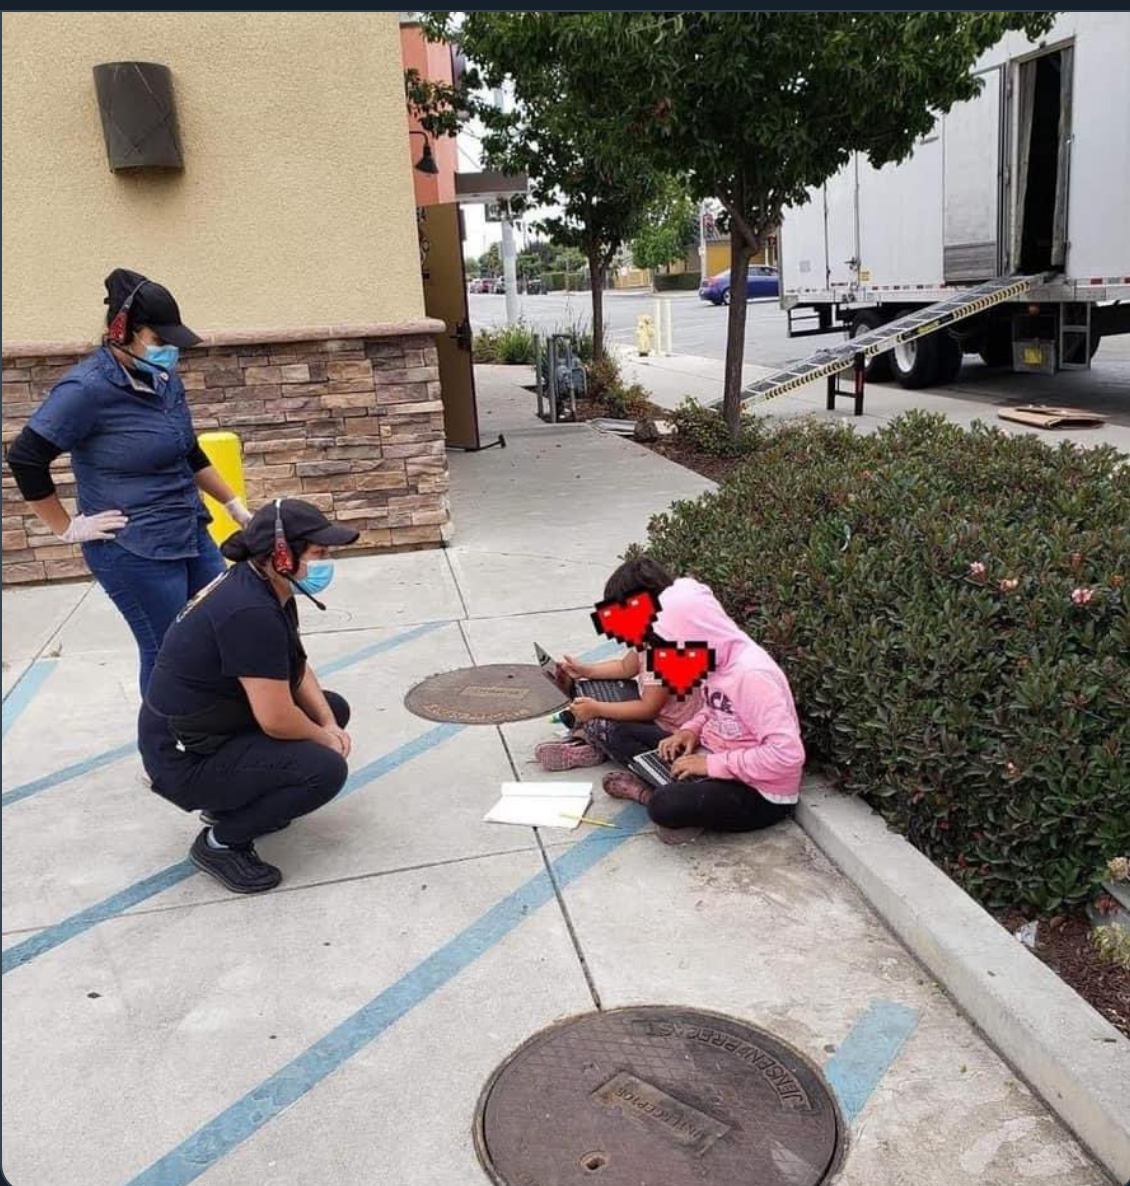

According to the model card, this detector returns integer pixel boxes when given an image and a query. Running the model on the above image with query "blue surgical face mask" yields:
[297,559,335,596]
[136,343,180,376]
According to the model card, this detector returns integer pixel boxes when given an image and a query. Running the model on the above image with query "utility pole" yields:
[494,85,520,325]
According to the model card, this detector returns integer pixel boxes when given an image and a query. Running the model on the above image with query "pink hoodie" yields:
[654,578,805,803]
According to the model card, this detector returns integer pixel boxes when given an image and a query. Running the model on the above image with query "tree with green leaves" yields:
[410,13,669,360]
[481,12,1056,433]
[478,243,502,278]
[630,178,699,274]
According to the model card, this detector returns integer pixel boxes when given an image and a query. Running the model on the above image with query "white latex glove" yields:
[224,497,253,527]
[59,510,128,543]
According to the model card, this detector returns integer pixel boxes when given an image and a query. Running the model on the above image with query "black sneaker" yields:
[189,828,282,894]
[200,811,290,836]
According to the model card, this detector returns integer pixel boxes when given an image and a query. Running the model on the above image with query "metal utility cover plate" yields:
[476,1007,842,1186]
[405,664,568,725]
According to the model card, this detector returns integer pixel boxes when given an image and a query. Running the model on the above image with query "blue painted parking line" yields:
[2,637,620,974]
[2,741,138,809]
[2,659,58,739]
[124,803,651,1186]
[2,862,196,976]
[824,999,919,1124]
[2,621,449,810]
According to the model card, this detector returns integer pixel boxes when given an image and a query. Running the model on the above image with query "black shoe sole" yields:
[189,845,282,895]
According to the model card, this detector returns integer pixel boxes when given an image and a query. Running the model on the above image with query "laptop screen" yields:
[535,644,573,695]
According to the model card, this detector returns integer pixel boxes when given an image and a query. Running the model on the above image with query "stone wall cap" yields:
[2,319,448,361]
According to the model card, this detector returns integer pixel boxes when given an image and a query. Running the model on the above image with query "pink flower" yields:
[1071,587,1094,606]
[999,578,1019,593]
[969,561,986,578]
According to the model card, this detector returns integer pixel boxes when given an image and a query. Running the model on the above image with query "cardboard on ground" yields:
[484,781,593,830]
[997,404,1106,429]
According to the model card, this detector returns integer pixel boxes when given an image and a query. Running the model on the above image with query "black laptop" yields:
[535,643,639,704]
[629,748,708,789]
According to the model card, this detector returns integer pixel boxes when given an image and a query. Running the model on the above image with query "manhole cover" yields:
[475,1007,842,1186]
[405,664,568,725]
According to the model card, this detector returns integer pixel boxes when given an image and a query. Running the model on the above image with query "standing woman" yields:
[7,269,253,694]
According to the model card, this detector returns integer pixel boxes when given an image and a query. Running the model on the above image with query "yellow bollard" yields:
[198,431,247,554]
[636,314,654,356]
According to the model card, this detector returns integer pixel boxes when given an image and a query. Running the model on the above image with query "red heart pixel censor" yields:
[647,642,714,700]
[590,588,659,650]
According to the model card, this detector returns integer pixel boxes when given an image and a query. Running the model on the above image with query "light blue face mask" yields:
[136,343,180,376]
[297,559,335,596]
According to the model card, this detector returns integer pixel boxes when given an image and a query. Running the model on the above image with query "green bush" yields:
[542,271,589,293]
[583,355,650,419]
[643,412,1129,913]
[654,272,702,291]
[671,399,764,458]
[472,322,537,365]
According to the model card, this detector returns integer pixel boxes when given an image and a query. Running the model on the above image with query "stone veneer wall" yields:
[1,324,451,584]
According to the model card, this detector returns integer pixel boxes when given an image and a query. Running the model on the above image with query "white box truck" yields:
[779,13,1130,389]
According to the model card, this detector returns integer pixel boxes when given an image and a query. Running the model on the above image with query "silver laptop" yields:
[535,643,639,704]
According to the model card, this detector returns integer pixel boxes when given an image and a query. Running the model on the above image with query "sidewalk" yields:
[1,364,1116,1186]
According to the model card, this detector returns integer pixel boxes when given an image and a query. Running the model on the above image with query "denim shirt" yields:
[29,347,210,560]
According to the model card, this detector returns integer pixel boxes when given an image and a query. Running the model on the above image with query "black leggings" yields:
[140,692,351,847]
[600,720,794,833]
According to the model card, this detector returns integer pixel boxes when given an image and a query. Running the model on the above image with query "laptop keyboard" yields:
[578,679,637,703]
[631,750,675,788]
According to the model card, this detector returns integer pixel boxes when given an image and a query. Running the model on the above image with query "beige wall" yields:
[1,12,425,346]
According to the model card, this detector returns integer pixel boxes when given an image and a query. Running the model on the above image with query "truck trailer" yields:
[778,12,1130,390]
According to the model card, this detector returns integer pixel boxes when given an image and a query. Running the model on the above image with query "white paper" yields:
[485,782,592,829]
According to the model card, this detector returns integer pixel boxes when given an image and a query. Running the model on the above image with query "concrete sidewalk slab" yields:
[2,848,593,1186]
[1,579,90,664]
[554,822,1109,1186]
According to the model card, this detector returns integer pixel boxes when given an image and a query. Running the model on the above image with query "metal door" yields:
[825,157,860,287]
[943,66,1005,281]
[420,202,480,450]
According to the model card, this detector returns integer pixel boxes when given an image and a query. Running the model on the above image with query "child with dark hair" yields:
[533,556,703,771]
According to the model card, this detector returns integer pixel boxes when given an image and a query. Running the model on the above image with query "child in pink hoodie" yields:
[602,577,805,843]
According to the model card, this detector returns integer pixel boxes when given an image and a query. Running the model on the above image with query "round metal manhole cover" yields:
[475,1007,843,1186]
[405,664,568,725]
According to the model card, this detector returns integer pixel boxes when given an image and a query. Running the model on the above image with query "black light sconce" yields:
[409,129,440,175]
[93,61,184,172]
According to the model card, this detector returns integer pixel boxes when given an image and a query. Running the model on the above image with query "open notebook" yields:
[484,782,593,830]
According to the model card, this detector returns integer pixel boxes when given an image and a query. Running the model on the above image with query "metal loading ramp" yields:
[720,273,1045,413]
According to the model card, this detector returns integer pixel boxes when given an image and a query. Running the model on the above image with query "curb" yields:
[796,783,1130,1184]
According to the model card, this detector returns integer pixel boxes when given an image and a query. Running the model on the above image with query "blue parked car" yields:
[699,264,779,305]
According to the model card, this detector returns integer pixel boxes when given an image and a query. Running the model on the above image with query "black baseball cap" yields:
[104,267,202,348]
[225,498,360,560]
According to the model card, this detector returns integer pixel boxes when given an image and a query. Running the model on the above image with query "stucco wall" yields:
[1,12,425,345]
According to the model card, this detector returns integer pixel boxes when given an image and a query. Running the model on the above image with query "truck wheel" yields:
[891,335,940,388]
[934,332,964,384]
[979,331,1012,368]
[849,310,893,382]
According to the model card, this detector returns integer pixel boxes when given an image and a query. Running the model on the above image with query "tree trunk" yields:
[588,252,606,361]
[722,224,753,436]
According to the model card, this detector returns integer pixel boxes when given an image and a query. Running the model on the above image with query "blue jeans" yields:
[84,523,226,696]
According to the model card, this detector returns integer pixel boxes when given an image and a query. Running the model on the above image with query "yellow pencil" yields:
[559,813,618,829]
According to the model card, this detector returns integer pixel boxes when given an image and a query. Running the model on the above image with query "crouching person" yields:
[138,499,359,893]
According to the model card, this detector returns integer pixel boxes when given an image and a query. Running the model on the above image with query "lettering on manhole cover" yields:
[405,664,568,725]
[475,1007,842,1186]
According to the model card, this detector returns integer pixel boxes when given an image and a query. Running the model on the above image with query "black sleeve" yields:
[7,426,63,502]
[187,440,211,473]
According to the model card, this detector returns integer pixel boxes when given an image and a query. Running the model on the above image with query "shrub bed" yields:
[472,322,538,365]
[643,412,1129,913]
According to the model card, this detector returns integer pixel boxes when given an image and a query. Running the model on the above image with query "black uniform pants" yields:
[140,693,350,847]
[600,720,794,833]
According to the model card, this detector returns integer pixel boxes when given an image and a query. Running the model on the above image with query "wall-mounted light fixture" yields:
[409,129,440,175]
[93,61,184,172]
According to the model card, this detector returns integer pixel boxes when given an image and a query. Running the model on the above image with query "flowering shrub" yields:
[643,412,1129,912]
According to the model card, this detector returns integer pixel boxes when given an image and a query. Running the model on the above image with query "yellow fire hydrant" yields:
[636,314,654,356]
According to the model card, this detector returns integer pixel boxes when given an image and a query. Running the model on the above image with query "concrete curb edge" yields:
[795,782,1130,1184]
